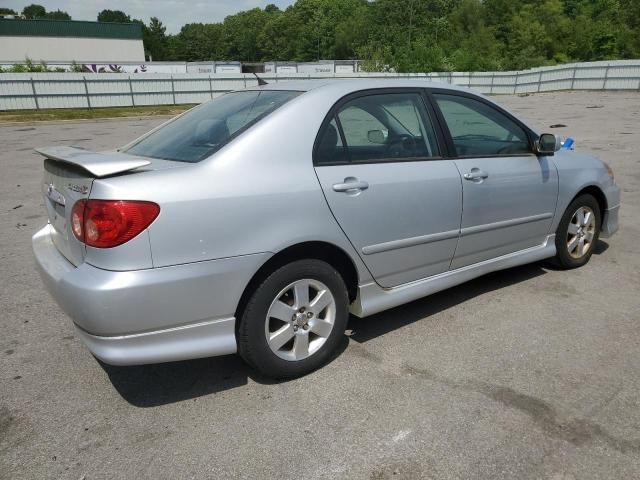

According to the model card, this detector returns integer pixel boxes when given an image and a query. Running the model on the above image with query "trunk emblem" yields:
[67,183,89,195]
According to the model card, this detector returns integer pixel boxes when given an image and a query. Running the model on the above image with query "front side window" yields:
[316,92,439,164]
[434,94,531,157]
[126,90,300,162]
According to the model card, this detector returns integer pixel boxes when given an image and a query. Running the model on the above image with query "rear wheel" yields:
[552,194,601,269]
[238,259,349,378]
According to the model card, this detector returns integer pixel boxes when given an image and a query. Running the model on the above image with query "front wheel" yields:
[237,259,349,379]
[551,194,601,269]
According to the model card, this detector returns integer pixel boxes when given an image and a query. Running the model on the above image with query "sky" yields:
[2,0,296,33]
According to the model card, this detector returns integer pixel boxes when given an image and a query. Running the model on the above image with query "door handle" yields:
[332,177,369,193]
[463,168,489,181]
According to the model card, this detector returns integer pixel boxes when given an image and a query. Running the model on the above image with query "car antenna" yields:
[253,72,268,86]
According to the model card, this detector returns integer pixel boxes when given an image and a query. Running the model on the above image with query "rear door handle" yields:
[463,168,489,181]
[332,177,369,193]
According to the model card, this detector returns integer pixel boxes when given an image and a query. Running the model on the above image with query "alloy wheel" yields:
[264,279,336,361]
[567,206,596,259]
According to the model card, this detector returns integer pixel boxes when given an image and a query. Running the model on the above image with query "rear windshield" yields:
[125,90,301,162]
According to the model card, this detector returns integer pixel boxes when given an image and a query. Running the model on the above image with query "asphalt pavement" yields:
[1,91,639,479]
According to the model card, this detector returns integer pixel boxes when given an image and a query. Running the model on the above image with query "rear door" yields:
[314,89,463,288]
[430,91,558,269]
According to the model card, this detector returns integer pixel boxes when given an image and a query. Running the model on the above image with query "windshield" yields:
[125,90,301,162]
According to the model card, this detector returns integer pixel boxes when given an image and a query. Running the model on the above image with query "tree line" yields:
[1,3,70,20]
[2,1,639,72]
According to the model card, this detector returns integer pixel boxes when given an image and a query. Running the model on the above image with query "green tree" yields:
[97,10,132,23]
[44,10,71,20]
[145,17,169,61]
[71,0,640,71]
[285,0,369,61]
[259,9,296,60]
[447,0,502,71]
[221,8,270,61]
[171,23,224,61]
[22,4,45,19]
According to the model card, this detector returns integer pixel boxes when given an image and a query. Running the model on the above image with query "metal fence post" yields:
[83,76,91,109]
[537,70,542,93]
[489,72,495,95]
[209,76,213,99]
[570,66,577,90]
[603,64,610,90]
[128,76,135,107]
[29,76,39,110]
[514,71,519,94]
[170,75,176,105]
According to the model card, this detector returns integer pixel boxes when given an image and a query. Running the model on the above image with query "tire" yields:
[551,194,601,269]
[238,259,349,379]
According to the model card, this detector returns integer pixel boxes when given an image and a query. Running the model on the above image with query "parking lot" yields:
[1,91,639,479]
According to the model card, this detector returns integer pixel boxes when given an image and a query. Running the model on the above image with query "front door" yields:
[314,90,463,288]
[431,92,559,269]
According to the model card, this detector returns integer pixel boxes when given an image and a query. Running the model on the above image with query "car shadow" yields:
[99,355,249,408]
[101,262,548,407]
[348,262,548,344]
[593,239,609,255]
[100,335,349,407]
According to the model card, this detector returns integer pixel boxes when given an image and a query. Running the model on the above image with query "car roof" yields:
[240,78,539,135]
[247,78,472,95]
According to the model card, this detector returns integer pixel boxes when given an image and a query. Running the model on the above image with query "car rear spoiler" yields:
[35,146,151,178]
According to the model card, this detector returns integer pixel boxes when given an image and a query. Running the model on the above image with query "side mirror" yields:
[367,129,387,144]
[536,133,561,156]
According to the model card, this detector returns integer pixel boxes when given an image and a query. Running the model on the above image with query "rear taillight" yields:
[70,200,160,248]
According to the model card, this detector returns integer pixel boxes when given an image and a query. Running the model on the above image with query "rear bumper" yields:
[74,318,236,366]
[32,224,271,365]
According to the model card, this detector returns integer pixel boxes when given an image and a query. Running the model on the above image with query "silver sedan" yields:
[33,80,620,378]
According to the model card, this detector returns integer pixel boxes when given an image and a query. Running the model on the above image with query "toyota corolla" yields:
[32,80,620,378]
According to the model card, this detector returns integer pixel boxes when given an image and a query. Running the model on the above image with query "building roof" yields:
[0,18,143,40]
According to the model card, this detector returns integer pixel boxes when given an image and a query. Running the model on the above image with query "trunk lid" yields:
[36,146,151,178]
[37,147,152,266]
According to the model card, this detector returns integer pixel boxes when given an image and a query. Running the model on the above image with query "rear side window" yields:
[126,90,300,162]
[434,94,531,157]
[316,117,346,164]
[316,92,439,164]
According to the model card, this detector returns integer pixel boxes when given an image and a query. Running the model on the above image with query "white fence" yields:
[1,60,639,111]
[0,59,362,75]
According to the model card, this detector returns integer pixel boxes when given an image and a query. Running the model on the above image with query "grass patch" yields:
[0,105,196,122]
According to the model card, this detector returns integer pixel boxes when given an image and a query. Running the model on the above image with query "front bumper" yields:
[601,205,619,238]
[601,182,621,239]
[32,225,271,365]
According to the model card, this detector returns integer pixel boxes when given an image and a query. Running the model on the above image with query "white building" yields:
[0,18,145,63]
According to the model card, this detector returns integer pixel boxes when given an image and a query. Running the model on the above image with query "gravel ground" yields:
[1,91,639,480]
